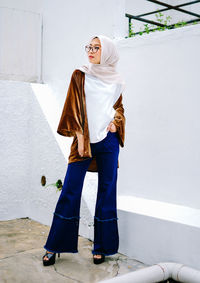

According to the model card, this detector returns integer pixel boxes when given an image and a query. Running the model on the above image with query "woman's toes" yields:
[43,251,53,261]
[94,254,102,259]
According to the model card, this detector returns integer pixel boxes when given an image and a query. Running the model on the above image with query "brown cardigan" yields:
[57,69,125,172]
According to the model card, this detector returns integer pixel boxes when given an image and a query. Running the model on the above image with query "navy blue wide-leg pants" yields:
[44,131,120,256]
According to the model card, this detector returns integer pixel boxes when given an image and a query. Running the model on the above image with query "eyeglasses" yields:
[85,45,101,53]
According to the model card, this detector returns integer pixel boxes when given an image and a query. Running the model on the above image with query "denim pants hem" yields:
[44,246,78,254]
[92,216,119,256]
[91,251,118,256]
[44,213,79,253]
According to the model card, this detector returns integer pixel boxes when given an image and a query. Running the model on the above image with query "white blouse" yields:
[84,73,121,143]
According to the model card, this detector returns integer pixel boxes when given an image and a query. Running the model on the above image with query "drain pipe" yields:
[99,262,200,283]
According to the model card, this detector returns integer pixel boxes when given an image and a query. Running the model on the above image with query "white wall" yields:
[0,2,42,82]
[0,0,42,12]
[41,0,126,105]
[115,24,200,210]
[0,81,30,219]
[0,80,63,220]
[0,79,97,241]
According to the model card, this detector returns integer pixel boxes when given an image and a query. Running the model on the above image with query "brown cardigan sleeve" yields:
[112,94,125,147]
[57,70,83,137]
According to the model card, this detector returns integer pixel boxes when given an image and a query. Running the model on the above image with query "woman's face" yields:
[87,37,101,64]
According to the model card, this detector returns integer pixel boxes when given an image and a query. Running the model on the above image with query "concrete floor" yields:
[0,218,149,283]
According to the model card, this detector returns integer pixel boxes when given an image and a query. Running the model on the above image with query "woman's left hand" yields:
[107,121,117,133]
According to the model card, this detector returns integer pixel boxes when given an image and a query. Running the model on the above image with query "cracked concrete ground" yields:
[0,218,148,283]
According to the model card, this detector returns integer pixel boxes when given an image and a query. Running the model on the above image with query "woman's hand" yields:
[107,121,117,133]
[76,131,84,157]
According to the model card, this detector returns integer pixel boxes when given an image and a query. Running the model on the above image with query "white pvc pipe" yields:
[99,262,200,283]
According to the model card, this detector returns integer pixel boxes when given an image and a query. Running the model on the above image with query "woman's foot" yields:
[42,251,60,266]
[43,251,54,262]
[93,254,105,264]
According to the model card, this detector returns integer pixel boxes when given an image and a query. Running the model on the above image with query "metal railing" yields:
[126,0,200,36]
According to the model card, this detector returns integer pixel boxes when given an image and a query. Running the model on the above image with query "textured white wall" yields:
[0,81,62,221]
[0,5,42,82]
[0,81,30,219]
[115,24,200,209]
[0,80,97,241]
[0,0,42,12]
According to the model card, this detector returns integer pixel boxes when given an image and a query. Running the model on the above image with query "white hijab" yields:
[78,35,126,93]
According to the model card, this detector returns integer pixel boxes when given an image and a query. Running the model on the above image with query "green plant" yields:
[144,23,151,34]
[151,12,172,32]
[43,179,63,193]
[139,30,144,36]
[129,21,136,37]
[174,21,187,28]
[127,9,199,38]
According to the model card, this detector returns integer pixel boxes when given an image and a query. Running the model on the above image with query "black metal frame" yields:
[126,0,200,36]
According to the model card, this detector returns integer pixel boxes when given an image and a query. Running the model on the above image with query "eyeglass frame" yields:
[85,45,101,53]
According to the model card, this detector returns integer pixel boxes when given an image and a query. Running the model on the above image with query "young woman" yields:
[42,35,126,266]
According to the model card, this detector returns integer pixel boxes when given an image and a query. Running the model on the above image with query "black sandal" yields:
[42,251,60,266]
[93,254,105,264]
